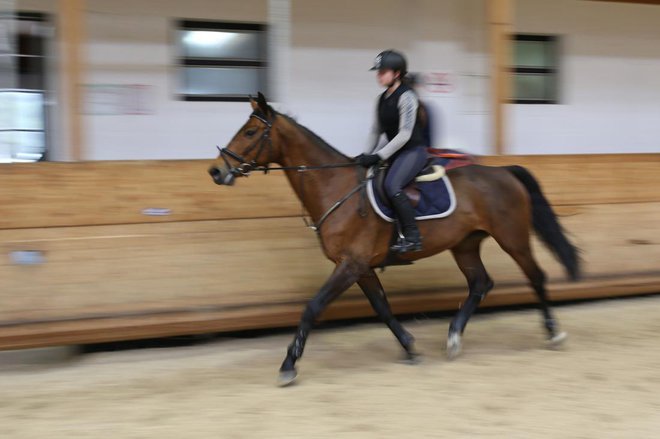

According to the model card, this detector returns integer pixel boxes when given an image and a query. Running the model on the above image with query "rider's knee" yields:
[384,184,401,199]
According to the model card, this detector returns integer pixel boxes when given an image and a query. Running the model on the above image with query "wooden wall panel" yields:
[1,154,659,230]
[3,273,660,351]
[1,155,659,349]
[0,161,300,229]
[2,203,659,331]
[481,154,660,205]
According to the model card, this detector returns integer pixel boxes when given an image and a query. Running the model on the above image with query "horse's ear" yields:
[249,95,258,111]
[256,92,272,116]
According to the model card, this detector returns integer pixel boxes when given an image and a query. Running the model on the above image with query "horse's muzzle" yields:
[208,165,235,186]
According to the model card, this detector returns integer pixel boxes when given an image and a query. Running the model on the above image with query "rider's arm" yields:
[374,90,418,160]
[364,99,382,153]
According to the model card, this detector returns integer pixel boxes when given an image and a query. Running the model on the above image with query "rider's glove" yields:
[355,153,381,168]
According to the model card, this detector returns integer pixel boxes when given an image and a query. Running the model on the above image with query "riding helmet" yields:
[370,50,407,76]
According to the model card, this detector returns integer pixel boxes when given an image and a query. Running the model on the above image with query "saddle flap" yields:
[405,187,421,207]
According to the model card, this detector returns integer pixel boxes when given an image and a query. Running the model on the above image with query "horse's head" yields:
[209,92,278,186]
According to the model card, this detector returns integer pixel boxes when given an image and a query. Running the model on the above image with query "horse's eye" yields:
[245,128,257,137]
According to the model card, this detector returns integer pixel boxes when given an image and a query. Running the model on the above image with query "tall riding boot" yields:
[390,191,423,253]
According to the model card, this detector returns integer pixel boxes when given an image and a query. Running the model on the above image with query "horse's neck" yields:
[276,121,357,223]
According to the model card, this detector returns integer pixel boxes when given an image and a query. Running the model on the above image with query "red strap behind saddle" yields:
[426,148,477,170]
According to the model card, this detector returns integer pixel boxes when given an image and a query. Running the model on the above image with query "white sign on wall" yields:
[423,72,455,94]
[85,84,155,115]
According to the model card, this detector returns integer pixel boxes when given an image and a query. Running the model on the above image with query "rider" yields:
[355,50,427,253]
[407,72,435,148]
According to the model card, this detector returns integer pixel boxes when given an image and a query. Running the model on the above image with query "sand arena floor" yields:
[2,296,660,438]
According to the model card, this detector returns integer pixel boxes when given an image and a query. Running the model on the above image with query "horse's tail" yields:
[504,165,581,281]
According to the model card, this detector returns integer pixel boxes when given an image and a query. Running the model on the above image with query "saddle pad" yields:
[367,171,457,222]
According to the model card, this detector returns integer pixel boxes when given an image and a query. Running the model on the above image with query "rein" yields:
[301,171,370,232]
[218,114,370,233]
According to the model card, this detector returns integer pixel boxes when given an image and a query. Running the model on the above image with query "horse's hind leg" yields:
[358,269,419,363]
[494,233,566,346]
[447,232,494,359]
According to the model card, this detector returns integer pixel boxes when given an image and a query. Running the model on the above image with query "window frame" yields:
[175,19,268,102]
[510,34,560,105]
[0,11,50,163]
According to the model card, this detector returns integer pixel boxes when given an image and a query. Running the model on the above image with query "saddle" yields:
[372,148,476,209]
[372,162,442,209]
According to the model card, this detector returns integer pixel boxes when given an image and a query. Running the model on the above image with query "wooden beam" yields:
[1,273,659,351]
[488,0,513,155]
[268,0,291,103]
[57,0,85,161]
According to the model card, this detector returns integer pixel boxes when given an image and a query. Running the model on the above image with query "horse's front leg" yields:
[278,259,364,386]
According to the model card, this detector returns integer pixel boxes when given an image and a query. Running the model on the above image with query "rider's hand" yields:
[355,153,381,168]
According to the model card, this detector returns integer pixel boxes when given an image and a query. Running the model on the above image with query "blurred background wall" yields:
[510,0,660,154]
[2,0,659,349]
[9,0,659,162]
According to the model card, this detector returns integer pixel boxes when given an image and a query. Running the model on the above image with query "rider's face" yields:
[377,69,399,87]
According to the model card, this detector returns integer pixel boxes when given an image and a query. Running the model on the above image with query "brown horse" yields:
[209,93,580,386]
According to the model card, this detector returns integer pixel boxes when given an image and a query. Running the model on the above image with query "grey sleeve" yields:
[364,99,382,154]
[375,90,418,160]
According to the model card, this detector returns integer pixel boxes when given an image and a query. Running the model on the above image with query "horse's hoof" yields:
[399,351,422,365]
[446,332,462,360]
[547,331,568,349]
[277,369,298,387]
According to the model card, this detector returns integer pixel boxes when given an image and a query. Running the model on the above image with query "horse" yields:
[208,93,580,386]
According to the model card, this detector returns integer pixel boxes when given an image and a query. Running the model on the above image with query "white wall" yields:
[16,0,268,161]
[18,0,660,159]
[289,0,490,157]
[81,0,491,160]
[82,0,269,160]
[19,0,490,160]
[510,0,660,154]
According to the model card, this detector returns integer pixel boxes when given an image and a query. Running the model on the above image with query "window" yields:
[0,12,49,163]
[175,20,268,101]
[511,34,559,104]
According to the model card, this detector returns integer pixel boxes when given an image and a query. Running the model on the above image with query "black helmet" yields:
[370,50,407,75]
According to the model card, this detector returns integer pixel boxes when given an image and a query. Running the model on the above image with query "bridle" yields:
[216,112,370,232]
[218,113,274,177]
[219,113,366,175]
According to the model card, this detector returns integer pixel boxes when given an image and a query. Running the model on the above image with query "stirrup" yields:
[391,237,423,254]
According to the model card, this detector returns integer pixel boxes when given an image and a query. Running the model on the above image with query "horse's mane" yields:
[276,113,351,160]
